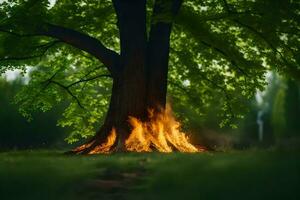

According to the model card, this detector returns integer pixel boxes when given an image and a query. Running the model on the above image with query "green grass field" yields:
[0,150,299,200]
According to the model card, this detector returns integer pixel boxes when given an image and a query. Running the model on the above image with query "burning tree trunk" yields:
[73,0,203,154]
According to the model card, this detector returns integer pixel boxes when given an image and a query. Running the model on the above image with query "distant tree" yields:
[0,0,299,153]
[272,77,300,139]
[0,78,66,149]
[239,73,300,146]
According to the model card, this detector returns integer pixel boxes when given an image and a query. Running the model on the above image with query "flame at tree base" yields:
[74,104,205,154]
[125,104,203,152]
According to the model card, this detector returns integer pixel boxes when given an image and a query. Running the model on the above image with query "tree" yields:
[0,77,67,149]
[0,0,299,153]
[272,77,300,139]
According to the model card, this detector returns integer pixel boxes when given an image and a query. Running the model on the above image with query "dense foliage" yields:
[0,78,67,148]
[0,0,299,142]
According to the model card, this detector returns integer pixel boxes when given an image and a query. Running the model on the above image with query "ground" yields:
[0,150,299,200]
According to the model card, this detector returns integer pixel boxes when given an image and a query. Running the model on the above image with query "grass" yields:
[0,150,299,200]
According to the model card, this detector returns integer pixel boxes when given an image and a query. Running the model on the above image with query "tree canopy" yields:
[0,0,299,143]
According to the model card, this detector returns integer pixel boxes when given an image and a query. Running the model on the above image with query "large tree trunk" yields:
[146,0,182,111]
[73,0,182,154]
[75,0,148,154]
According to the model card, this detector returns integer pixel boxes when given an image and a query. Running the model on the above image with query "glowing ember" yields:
[125,104,202,153]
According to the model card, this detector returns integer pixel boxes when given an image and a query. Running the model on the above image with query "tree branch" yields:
[202,11,261,22]
[197,73,234,119]
[199,40,248,77]
[177,8,253,77]
[47,79,85,109]
[1,24,120,77]
[220,2,300,78]
[42,69,111,109]
[0,40,59,62]
[226,1,299,79]
[67,74,112,88]
[40,23,120,77]
[221,0,279,57]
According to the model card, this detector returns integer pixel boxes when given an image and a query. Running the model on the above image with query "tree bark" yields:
[73,0,182,154]
[146,0,182,112]
[75,0,148,153]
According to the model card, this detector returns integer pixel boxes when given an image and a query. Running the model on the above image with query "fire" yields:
[74,104,203,154]
[89,128,117,154]
[125,104,202,153]
[73,128,117,154]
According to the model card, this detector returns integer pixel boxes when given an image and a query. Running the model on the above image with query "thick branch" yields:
[40,23,120,77]
[0,24,120,76]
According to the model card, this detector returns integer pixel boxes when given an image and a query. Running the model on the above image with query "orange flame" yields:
[74,104,203,154]
[73,128,117,154]
[89,128,117,154]
[125,104,202,153]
